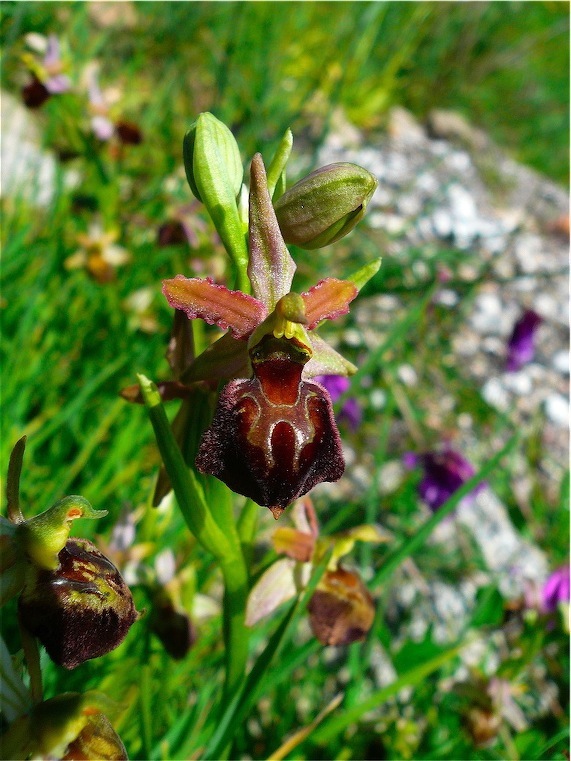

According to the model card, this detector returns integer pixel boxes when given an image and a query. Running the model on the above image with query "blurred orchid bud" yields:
[61,711,128,760]
[19,537,139,669]
[308,567,375,646]
[183,112,243,203]
[274,163,377,250]
[1,692,127,760]
[149,592,197,660]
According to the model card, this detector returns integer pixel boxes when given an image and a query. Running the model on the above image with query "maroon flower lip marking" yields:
[196,335,344,519]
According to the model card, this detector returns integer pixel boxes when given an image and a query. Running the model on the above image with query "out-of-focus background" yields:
[1,3,569,760]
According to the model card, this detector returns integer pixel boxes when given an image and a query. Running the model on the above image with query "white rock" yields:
[481,377,510,411]
[448,183,478,220]
[544,394,569,427]
[469,292,505,334]
[502,372,533,395]
[552,350,570,375]
[377,461,405,495]
[434,289,459,307]
[397,364,418,386]
[431,208,453,238]
[370,389,387,409]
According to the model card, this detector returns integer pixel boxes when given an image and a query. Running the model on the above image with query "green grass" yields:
[0,3,568,760]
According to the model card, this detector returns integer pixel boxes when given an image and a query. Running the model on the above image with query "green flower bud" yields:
[19,538,139,669]
[274,162,378,250]
[183,112,243,203]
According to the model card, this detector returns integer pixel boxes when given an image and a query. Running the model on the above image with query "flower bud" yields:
[149,593,196,660]
[274,163,377,250]
[308,567,375,645]
[19,538,139,669]
[183,112,243,203]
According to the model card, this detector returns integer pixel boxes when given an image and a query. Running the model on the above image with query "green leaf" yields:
[310,639,466,745]
[470,585,504,628]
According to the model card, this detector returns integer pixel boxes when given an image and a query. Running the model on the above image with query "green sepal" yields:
[0,691,122,761]
[346,257,382,291]
[266,127,293,200]
[16,496,107,571]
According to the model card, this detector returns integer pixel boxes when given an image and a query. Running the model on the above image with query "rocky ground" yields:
[309,107,568,661]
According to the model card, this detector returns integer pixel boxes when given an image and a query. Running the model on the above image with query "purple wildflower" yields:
[541,565,570,613]
[404,447,482,511]
[506,309,542,372]
[314,374,362,431]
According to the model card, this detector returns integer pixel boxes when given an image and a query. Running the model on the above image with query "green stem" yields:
[139,375,251,695]
[138,375,231,559]
[237,498,259,571]
[19,622,42,704]
[220,554,250,697]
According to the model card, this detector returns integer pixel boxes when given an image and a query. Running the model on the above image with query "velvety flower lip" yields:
[404,447,483,511]
[506,309,542,372]
[314,374,362,431]
[541,565,570,613]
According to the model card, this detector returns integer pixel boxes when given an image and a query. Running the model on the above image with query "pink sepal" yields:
[301,278,358,329]
[162,276,267,339]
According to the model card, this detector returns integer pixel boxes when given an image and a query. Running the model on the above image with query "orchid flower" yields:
[245,498,386,644]
[163,153,380,517]
[21,34,72,108]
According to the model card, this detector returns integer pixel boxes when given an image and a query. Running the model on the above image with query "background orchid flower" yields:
[21,34,72,108]
[163,153,381,516]
[541,564,570,614]
[246,498,386,643]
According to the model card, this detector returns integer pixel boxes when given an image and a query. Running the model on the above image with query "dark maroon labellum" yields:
[195,334,344,517]
[115,120,143,145]
[19,538,139,669]
[22,77,51,108]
